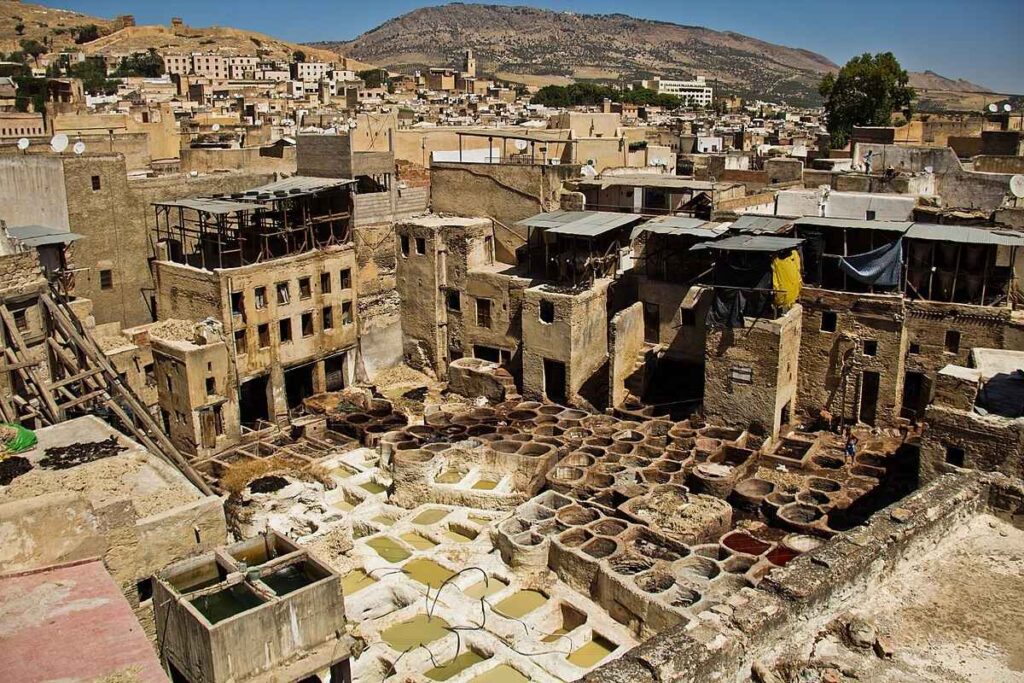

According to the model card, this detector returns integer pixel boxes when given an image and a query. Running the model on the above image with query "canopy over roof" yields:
[6,225,83,247]
[517,210,644,237]
[692,234,804,254]
[730,215,793,234]
[632,216,728,240]
[794,217,1024,246]
[243,176,356,200]
[153,198,262,214]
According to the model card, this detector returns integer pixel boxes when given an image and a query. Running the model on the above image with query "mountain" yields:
[908,70,990,94]
[313,3,839,104]
[0,1,369,68]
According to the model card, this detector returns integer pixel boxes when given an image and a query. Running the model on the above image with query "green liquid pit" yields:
[360,481,386,494]
[373,515,395,527]
[468,664,530,683]
[493,589,547,619]
[566,635,616,668]
[367,536,411,563]
[341,568,376,595]
[464,576,508,599]
[190,584,263,624]
[412,509,449,525]
[332,499,353,512]
[331,465,357,478]
[400,531,437,550]
[468,515,491,525]
[443,526,478,543]
[425,650,488,681]
[381,614,450,652]
[436,470,464,484]
[472,479,498,490]
[403,557,455,588]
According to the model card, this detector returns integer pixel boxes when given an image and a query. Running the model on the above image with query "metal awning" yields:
[6,225,83,247]
[632,216,728,240]
[906,223,1024,247]
[517,210,644,237]
[730,215,793,234]
[794,217,913,233]
[691,234,804,253]
[243,176,356,200]
[576,176,732,191]
[455,130,575,145]
[153,198,262,214]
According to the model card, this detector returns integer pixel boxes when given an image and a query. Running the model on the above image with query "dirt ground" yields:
[794,513,1024,682]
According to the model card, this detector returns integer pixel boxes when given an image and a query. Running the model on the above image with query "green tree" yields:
[114,49,164,78]
[75,24,101,44]
[819,52,915,149]
[19,39,48,60]
[70,60,119,95]
[292,50,306,63]
[14,22,25,36]
[358,68,389,89]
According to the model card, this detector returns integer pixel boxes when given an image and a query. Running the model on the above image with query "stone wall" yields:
[609,301,644,408]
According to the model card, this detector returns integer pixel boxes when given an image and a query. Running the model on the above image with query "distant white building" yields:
[636,76,713,107]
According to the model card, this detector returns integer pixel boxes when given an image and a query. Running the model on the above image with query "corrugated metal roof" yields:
[518,210,644,237]
[6,225,83,247]
[730,215,793,234]
[243,176,356,200]
[577,175,731,191]
[794,217,913,232]
[692,234,804,253]
[632,216,728,240]
[906,223,1024,246]
[154,198,263,214]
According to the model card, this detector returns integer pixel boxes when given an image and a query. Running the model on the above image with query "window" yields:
[11,308,27,332]
[415,237,426,255]
[729,365,754,385]
[276,281,290,305]
[91,175,101,191]
[863,340,878,356]
[301,312,314,337]
[323,306,334,330]
[944,330,961,354]
[680,307,697,326]
[279,318,293,343]
[865,210,876,221]
[258,323,270,348]
[254,286,267,309]
[234,329,247,354]
[539,299,554,323]
[400,235,410,256]
[136,578,153,603]
[476,298,492,329]
[143,363,155,387]
[340,268,352,290]
[945,445,965,467]
[909,341,920,355]
[213,405,224,436]
[230,291,244,315]
[447,290,461,311]
[205,377,216,395]
[99,269,113,290]
[341,301,353,325]
[320,272,331,294]
[298,277,311,299]
[820,310,837,332]
[165,375,173,393]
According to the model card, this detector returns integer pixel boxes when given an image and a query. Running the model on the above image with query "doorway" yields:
[239,376,270,428]
[284,363,315,410]
[325,353,346,392]
[643,302,660,344]
[859,371,880,426]
[900,370,929,422]
[543,358,567,404]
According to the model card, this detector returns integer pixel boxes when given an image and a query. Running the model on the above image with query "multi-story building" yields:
[292,61,333,83]
[228,56,259,80]
[637,76,714,107]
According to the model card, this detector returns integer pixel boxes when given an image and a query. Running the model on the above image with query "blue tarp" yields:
[836,239,903,287]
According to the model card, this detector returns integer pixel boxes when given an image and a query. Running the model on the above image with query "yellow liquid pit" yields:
[341,569,376,595]
[542,625,570,643]
[472,478,499,490]
[493,590,547,619]
[400,532,437,551]
[413,509,449,525]
[566,635,616,668]
[468,664,530,683]
[436,470,464,484]
[468,515,491,525]
[403,558,455,588]
[464,576,508,599]
[425,650,488,681]
[332,499,353,512]
[367,536,411,563]
[373,515,395,527]
[361,481,386,494]
[331,465,357,478]
[443,526,478,543]
[381,614,450,653]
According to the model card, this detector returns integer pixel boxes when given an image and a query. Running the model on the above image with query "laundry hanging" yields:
[836,239,903,287]
[772,250,802,307]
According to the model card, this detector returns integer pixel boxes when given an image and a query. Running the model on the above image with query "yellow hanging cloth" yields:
[772,250,802,307]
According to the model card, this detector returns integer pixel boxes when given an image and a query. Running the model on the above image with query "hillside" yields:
[313,3,839,104]
[909,70,990,94]
[0,0,370,68]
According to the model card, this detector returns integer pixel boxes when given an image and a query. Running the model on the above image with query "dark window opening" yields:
[301,312,314,337]
[944,330,961,354]
[474,345,501,362]
[680,307,696,326]
[320,272,331,294]
[254,287,267,309]
[279,318,293,343]
[821,310,837,332]
[284,364,315,409]
[400,235,410,256]
[230,291,244,315]
[298,277,311,299]
[234,329,246,354]
[239,375,270,427]
[539,299,554,323]
[415,237,426,255]
[99,269,113,290]
[865,210,876,221]
[543,358,567,404]
[860,371,880,426]
[643,302,659,344]
[205,377,216,395]
[340,268,351,290]
[91,175,101,191]
[863,340,878,356]
[258,323,270,348]
[276,281,290,305]
[945,445,965,467]
[476,298,492,329]
[136,578,153,603]
[143,363,155,386]
[341,301,353,325]
[11,307,28,331]
[909,341,920,355]
[447,290,461,311]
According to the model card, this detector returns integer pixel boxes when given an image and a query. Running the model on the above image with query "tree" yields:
[75,24,101,45]
[114,49,165,78]
[69,60,119,95]
[14,23,25,36]
[19,39,48,60]
[358,68,389,89]
[819,52,915,149]
[292,50,306,63]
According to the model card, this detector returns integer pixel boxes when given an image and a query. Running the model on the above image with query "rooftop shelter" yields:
[452,129,578,165]
[517,210,645,285]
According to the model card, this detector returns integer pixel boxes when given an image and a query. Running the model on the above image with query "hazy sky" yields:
[40,0,1024,92]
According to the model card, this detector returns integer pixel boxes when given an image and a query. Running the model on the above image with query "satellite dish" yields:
[514,139,529,151]
[50,134,69,154]
[211,124,221,132]
[1010,175,1024,199]
[1004,104,1013,113]
[988,103,999,113]
[16,137,29,151]
[73,141,86,155]
[924,165,934,174]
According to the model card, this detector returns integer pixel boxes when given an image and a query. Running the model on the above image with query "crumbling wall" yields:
[920,405,1024,482]
[905,301,1010,381]
[609,302,644,408]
